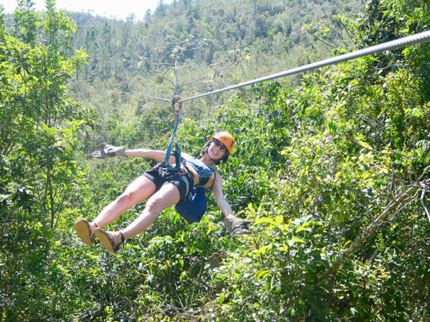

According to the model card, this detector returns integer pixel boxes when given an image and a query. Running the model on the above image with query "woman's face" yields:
[207,139,228,160]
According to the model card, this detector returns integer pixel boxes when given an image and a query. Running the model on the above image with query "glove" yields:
[224,213,252,235]
[91,144,126,159]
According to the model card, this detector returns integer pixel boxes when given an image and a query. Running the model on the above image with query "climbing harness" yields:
[162,95,221,223]
[156,94,208,223]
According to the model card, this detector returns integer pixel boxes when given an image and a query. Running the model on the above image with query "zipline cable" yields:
[132,90,171,102]
[177,30,430,103]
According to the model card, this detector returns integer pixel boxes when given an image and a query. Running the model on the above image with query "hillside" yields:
[68,0,363,82]
[1,0,430,321]
[64,0,363,155]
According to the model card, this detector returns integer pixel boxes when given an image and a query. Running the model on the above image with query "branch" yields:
[324,22,350,49]
[421,185,430,225]
[346,135,429,161]
[218,60,238,71]
[304,29,338,48]
[182,44,204,53]
[161,61,175,86]
[178,58,239,88]
[419,165,430,181]
[318,184,419,281]
[378,191,419,226]
[336,19,354,42]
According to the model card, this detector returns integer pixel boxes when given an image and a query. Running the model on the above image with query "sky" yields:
[1,0,174,21]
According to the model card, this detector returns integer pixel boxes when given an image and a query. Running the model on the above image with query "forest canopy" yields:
[1,0,430,321]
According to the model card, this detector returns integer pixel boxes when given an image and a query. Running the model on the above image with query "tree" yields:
[0,1,95,319]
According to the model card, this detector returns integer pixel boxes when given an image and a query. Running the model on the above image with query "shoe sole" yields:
[94,229,116,254]
[75,219,93,246]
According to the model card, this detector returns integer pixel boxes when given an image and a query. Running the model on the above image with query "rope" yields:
[177,30,430,103]
[164,96,182,171]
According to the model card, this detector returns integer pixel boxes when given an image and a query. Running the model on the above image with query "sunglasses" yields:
[212,138,228,153]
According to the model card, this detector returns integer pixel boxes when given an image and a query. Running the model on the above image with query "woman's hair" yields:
[201,140,230,165]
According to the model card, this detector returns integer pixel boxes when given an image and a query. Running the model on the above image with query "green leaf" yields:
[314,259,330,269]
[275,216,283,225]
[256,269,271,279]
[258,245,269,255]
[255,218,275,225]
[295,227,306,233]
[302,221,322,227]
[217,293,225,304]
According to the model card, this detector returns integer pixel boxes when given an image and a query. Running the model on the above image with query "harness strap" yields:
[211,172,217,189]
[183,163,198,184]
[183,162,216,188]
[164,96,182,172]
[181,174,190,197]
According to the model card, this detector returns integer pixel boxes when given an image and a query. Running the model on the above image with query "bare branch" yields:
[319,184,419,281]
[336,19,354,42]
[379,191,419,226]
[324,22,350,49]
[218,60,238,71]
[161,61,175,86]
[421,186,430,225]
[304,29,338,48]
[178,75,211,88]
[419,165,430,181]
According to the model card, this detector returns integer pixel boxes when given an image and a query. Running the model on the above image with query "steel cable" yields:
[132,90,171,102]
[177,30,430,103]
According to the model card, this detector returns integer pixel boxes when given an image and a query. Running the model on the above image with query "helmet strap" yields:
[206,146,218,162]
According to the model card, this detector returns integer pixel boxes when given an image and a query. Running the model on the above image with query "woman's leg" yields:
[89,176,157,234]
[110,183,180,244]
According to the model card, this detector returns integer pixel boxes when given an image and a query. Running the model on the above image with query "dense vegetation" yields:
[1,0,430,321]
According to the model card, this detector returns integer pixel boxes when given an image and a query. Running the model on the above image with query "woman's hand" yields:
[224,213,252,235]
[91,144,126,159]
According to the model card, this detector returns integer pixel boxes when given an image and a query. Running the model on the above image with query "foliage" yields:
[2,0,430,321]
[0,0,95,319]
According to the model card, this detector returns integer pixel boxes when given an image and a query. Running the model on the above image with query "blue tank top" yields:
[185,157,214,187]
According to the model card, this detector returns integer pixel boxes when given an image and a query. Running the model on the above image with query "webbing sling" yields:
[164,96,182,172]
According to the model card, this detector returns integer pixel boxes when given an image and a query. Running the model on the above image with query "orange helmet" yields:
[212,132,235,153]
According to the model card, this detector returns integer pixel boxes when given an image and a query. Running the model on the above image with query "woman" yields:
[75,132,252,254]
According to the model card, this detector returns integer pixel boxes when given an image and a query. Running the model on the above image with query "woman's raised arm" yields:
[212,175,234,215]
[125,149,168,162]
[91,144,179,164]
[212,175,252,235]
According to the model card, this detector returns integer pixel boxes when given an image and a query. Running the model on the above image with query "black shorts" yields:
[142,168,194,202]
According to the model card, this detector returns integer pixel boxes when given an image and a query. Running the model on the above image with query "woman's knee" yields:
[141,183,180,216]
[117,191,139,206]
[144,198,164,215]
